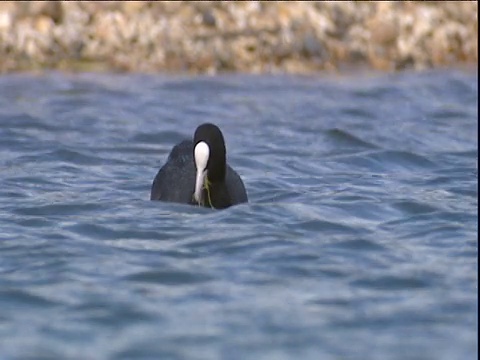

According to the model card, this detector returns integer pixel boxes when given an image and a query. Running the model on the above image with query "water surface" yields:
[0,70,477,360]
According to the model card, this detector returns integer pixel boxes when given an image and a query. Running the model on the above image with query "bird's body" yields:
[150,124,247,209]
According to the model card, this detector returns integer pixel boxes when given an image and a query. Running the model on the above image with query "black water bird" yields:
[150,123,248,209]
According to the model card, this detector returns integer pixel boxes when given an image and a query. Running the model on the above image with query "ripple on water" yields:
[325,128,379,150]
[333,149,438,173]
[12,202,107,217]
[0,288,60,309]
[125,269,215,285]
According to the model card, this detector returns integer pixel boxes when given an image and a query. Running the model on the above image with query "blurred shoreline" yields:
[0,1,477,74]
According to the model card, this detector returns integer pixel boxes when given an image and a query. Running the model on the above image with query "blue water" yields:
[0,70,477,360]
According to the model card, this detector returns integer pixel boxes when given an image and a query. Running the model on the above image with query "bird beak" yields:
[194,141,210,204]
[194,168,207,204]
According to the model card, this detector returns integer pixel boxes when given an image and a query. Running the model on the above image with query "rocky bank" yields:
[0,1,477,73]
